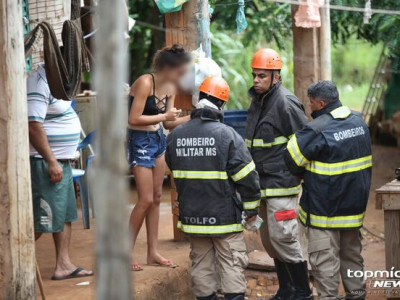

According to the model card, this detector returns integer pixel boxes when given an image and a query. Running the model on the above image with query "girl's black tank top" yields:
[129,74,168,116]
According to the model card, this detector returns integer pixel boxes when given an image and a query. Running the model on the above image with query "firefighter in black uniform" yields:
[246,48,313,299]
[166,76,261,300]
[284,81,372,300]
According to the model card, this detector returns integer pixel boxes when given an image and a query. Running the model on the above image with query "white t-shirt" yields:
[27,64,81,159]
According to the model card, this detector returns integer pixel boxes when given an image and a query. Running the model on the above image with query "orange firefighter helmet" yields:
[199,76,230,102]
[251,48,282,70]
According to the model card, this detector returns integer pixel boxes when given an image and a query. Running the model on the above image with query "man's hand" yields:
[48,160,63,183]
[29,121,63,183]
[246,215,257,223]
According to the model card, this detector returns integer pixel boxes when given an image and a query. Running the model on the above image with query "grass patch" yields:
[337,83,369,112]
[332,39,382,112]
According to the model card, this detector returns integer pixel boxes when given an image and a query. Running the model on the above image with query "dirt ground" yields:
[35,144,400,300]
[35,203,193,300]
[243,144,400,300]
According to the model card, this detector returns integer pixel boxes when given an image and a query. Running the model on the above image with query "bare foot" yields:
[147,253,177,268]
[147,252,167,265]
[131,262,143,271]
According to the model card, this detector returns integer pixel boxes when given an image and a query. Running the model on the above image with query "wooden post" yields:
[376,180,400,299]
[320,0,332,81]
[93,0,132,298]
[165,4,193,241]
[165,0,211,109]
[165,0,199,111]
[0,0,36,298]
[291,4,320,117]
[165,0,210,241]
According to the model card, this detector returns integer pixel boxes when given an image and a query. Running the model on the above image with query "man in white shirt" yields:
[28,63,93,280]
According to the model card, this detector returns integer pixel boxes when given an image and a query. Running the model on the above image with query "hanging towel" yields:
[24,20,90,101]
[154,0,190,14]
[294,0,324,28]
[236,0,248,34]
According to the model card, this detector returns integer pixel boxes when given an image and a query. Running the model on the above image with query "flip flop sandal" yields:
[51,267,94,281]
[131,263,144,271]
[148,259,178,268]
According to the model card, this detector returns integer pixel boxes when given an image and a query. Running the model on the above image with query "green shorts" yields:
[30,158,78,233]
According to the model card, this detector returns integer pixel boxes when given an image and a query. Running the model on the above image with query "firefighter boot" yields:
[224,293,245,300]
[286,261,314,300]
[197,293,217,300]
[269,259,295,300]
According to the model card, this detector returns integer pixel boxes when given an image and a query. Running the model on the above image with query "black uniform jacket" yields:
[284,102,372,230]
[245,81,308,198]
[166,108,261,237]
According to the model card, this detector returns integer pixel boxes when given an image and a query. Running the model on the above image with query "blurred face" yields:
[163,64,189,85]
[252,69,280,94]
[309,97,327,112]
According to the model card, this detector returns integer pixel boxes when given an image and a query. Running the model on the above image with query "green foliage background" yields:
[129,0,399,110]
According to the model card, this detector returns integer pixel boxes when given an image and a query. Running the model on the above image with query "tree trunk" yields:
[291,4,320,117]
[93,0,132,298]
[0,0,36,298]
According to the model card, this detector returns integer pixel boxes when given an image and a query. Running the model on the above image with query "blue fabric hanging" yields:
[236,0,248,34]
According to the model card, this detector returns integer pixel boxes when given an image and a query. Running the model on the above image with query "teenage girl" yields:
[127,44,191,271]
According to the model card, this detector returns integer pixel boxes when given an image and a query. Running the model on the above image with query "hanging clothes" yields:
[363,0,372,24]
[294,0,323,28]
[24,20,90,101]
[236,0,248,34]
[154,0,190,14]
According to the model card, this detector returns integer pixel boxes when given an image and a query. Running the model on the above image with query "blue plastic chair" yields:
[77,131,96,152]
[72,169,90,229]
[85,154,95,218]
[73,131,96,229]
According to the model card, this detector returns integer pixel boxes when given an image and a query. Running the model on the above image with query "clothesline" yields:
[26,1,400,46]
[133,19,400,71]
[268,0,400,16]
[29,8,95,27]
[29,0,399,31]
[212,0,400,16]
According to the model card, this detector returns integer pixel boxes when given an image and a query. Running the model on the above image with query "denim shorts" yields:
[127,127,166,168]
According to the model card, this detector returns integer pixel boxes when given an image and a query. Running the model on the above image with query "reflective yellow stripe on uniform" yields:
[287,135,309,167]
[231,161,256,182]
[245,136,288,148]
[177,221,243,234]
[245,139,252,148]
[330,106,351,119]
[261,185,301,197]
[243,199,261,210]
[172,170,228,180]
[298,206,365,229]
[305,155,372,176]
